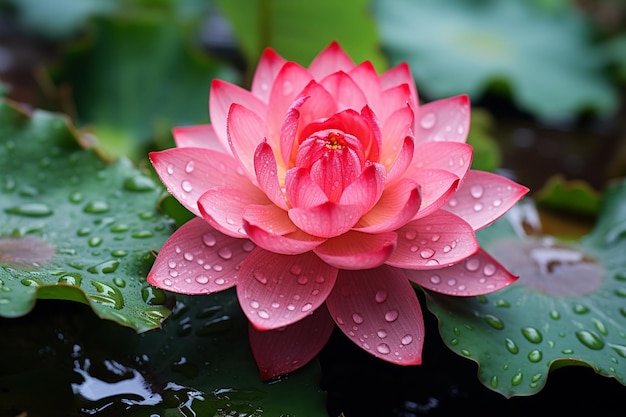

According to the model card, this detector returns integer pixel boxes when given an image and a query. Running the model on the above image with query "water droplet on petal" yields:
[420,248,435,259]
[384,310,399,322]
[218,247,232,260]
[352,313,364,324]
[185,160,195,173]
[377,329,387,339]
[401,335,413,345]
[470,185,484,199]
[258,310,270,319]
[290,264,303,275]
[420,112,436,129]
[465,258,480,272]
[301,303,313,312]
[181,180,192,193]
[195,275,209,284]
[253,270,267,284]
[376,343,391,354]
[202,233,216,247]
[375,290,388,303]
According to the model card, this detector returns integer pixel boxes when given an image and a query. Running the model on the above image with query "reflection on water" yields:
[72,359,162,411]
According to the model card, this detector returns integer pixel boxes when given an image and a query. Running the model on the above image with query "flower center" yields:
[295,129,364,202]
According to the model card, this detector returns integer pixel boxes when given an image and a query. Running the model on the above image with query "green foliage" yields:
[374,0,618,120]
[0,100,175,332]
[214,0,387,79]
[426,181,626,397]
[0,290,328,416]
[55,15,237,162]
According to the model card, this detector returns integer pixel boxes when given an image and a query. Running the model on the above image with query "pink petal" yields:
[198,186,269,238]
[268,62,313,141]
[242,203,297,236]
[314,231,397,270]
[405,249,518,296]
[386,210,479,269]
[325,266,424,365]
[251,47,287,103]
[380,62,419,115]
[320,71,367,111]
[385,136,415,184]
[377,84,413,126]
[289,201,363,238]
[339,162,386,213]
[227,103,269,183]
[409,141,473,180]
[415,95,470,143]
[443,170,530,231]
[243,222,325,255]
[355,177,421,234]
[209,79,268,148]
[172,124,226,152]
[248,305,335,380]
[279,96,309,166]
[347,61,381,108]
[149,147,254,218]
[237,249,338,330]
[308,41,356,80]
[411,168,459,219]
[285,167,329,208]
[380,105,414,176]
[254,141,288,210]
[147,218,254,294]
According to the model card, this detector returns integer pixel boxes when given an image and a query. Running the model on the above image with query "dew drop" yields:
[511,372,523,386]
[202,233,217,247]
[195,275,209,284]
[242,240,255,252]
[123,175,156,192]
[573,304,590,314]
[420,112,436,129]
[384,310,399,322]
[258,310,270,319]
[84,201,110,214]
[282,81,293,95]
[375,290,388,303]
[181,180,192,193]
[5,203,53,217]
[183,252,194,261]
[429,274,441,285]
[401,335,413,345]
[185,160,195,173]
[377,329,387,339]
[521,327,543,343]
[420,248,435,259]
[404,230,417,240]
[528,349,543,363]
[473,202,484,212]
[218,247,233,260]
[484,314,504,330]
[470,185,484,199]
[483,263,496,276]
[250,300,260,309]
[290,264,303,275]
[505,338,519,354]
[376,343,391,355]
[297,275,309,285]
[465,258,480,272]
[575,330,604,350]
[301,303,313,312]
[352,313,364,324]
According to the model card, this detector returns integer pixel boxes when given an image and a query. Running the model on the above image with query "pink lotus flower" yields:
[148,42,529,380]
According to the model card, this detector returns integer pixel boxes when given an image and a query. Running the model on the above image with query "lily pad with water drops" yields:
[0,99,176,332]
[425,179,626,397]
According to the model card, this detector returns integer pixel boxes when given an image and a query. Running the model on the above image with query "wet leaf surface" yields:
[426,179,626,397]
[0,100,175,331]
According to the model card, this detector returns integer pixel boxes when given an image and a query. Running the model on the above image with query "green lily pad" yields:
[535,175,602,219]
[55,14,237,161]
[0,289,327,416]
[425,180,626,397]
[0,99,176,332]
[214,0,386,74]
[373,0,618,120]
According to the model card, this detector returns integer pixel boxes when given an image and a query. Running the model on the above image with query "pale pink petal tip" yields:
[405,249,518,296]
[147,218,255,295]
